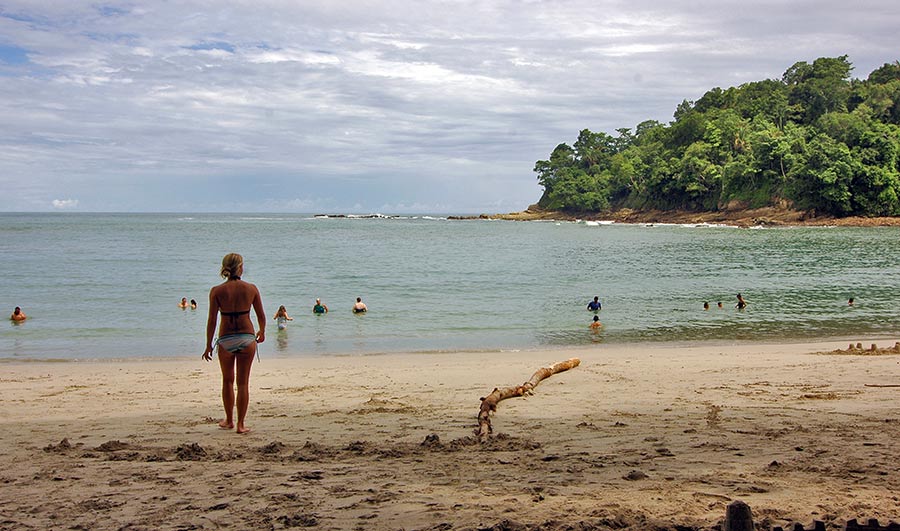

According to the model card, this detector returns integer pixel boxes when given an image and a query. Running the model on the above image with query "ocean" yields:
[2,213,899,360]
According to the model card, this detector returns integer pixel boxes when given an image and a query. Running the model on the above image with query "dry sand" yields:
[1,340,899,530]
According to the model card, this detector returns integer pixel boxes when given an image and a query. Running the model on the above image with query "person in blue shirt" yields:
[587,296,602,311]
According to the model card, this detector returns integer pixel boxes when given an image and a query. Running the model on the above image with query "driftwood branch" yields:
[475,358,580,440]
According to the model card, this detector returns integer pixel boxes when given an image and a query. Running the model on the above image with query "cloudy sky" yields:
[0,1,896,213]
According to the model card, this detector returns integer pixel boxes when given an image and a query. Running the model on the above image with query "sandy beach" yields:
[1,340,899,530]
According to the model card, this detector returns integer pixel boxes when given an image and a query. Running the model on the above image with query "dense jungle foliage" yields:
[534,56,900,217]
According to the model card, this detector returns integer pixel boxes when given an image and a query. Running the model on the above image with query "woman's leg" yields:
[234,343,256,434]
[217,348,236,429]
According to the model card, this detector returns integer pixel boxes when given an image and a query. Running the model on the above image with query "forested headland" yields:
[531,56,900,222]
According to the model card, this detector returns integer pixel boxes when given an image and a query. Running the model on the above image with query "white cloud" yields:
[246,49,341,65]
[52,199,79,209]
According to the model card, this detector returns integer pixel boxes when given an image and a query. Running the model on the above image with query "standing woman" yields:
[202,253,266,434]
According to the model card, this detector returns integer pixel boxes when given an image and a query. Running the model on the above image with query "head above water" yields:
[220,253,243,280]
[593,315,599,322]
[356,297,362,302]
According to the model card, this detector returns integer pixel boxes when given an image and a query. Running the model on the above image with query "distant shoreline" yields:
[464,205,900,227]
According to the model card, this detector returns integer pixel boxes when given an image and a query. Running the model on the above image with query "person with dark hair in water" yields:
[10,306,27,322]
[735,293,748,310]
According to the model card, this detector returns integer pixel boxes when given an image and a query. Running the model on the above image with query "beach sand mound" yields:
[822,341,900,356]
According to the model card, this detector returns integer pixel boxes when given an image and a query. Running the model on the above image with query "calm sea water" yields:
[2,213,899,360]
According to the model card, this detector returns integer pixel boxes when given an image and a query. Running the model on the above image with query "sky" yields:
[0,1,897,213]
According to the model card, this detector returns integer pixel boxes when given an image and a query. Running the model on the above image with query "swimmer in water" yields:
[274,305,293,329]
[589,315,602,329]
[10,306,27,322]
[352,297,367,313]
[735,293,748,310]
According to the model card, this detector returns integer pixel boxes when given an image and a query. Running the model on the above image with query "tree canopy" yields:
[534,56,900,217]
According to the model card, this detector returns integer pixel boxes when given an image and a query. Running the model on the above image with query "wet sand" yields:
[1,340,899,530]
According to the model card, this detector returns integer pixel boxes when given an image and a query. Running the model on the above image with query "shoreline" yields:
[3,334,900,364]
[2,339,899,529]
[471,205,900,227]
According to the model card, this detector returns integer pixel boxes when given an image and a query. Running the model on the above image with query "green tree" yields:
[572,129,616,170]
[784,55,853,124]
[787,133,856,215]
[534,143,577,196]
[546,168,609,211]
[867,61,900,84]
[673,141,722,208]
[734,79,790,128]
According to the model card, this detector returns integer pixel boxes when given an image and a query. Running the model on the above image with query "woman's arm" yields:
[252,286,266,343]
[202,288,219,360]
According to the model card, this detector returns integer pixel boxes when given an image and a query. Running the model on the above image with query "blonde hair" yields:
[220,253,243,280]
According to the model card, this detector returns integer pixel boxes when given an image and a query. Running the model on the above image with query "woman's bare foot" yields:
[218,420,234,430]
[236,425,251,434]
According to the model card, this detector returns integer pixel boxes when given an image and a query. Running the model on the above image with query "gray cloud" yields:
[0,0,896,212]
